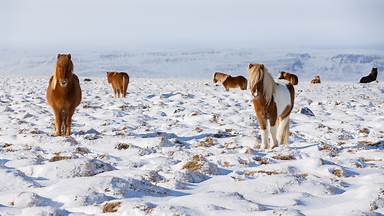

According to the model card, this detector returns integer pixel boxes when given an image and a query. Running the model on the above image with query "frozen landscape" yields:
[0,49,383,215]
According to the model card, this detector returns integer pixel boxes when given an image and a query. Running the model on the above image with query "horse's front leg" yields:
[269,119,278,149]
[253,100,268,149]
[53,108,62,136]
[64,108,74,136]
[259,123,269,150]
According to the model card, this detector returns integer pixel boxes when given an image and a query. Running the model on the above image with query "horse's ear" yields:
[260,64,264,69]
[57,54,61,59]
[248,64,253,69]
[68,54,71,60]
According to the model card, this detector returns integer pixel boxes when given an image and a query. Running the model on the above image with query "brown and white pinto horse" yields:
[248,64,295,150]
[47,54,82,136]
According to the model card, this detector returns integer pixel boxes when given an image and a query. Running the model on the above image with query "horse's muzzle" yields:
[59,80,68,87]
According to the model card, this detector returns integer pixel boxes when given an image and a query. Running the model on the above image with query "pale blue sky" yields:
[1,0,383,50]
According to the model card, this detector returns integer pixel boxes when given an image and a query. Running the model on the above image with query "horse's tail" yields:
[122,74,129,97]
[242,77,248,90]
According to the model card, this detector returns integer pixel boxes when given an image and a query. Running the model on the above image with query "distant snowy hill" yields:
[0,49,383,81]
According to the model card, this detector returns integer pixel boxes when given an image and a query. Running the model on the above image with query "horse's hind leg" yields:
[113,88,117,98]
[53,108,63,136]
[283,119,290,145]
[277,116,289,145]
[117,89,122,98]
[123,84,128,97]
[269,122,278,149]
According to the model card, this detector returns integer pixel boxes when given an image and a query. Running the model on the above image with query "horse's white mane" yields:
[248,64,276,105]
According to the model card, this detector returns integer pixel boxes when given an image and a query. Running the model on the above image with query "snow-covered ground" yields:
[0,74,383,215]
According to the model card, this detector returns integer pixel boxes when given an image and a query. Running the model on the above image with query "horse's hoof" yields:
[270,145,278,150]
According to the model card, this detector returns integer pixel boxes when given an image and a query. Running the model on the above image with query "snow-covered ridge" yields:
[0,49,383,81]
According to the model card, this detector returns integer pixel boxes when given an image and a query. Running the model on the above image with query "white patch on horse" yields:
[274,82,291,117]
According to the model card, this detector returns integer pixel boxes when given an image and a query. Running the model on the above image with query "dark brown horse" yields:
[360,68,378,83]
[47,54,82,136]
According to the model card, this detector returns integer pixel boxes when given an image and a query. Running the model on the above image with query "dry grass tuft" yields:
[245,170,281,176]
[244,147,256,155]
[198,137,214,147]
[49,153,71,162]
[253,157,269,165]
[75,147,90,154]
[115,143,130,150]
[359,128,370,135]
[102,201,122,213]
[330,168,344,177]
[2,143,13,148]
[183,155,204,171]
[223,161,232,167]
[363,158,384,162]
[272,154,295,160]
[358,140,374,145]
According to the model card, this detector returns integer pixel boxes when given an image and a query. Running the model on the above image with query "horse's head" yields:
[248,64,265,97]
[248,63,275,105]
[53,54,73,89]
[278,71,285,79]
[213,72,218,83]
[371,68,378,77]
[106,72,112,83]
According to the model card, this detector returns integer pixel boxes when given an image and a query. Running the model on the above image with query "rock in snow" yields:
[300,107,315,116]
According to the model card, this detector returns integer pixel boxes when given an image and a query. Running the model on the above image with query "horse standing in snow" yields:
[360,68,378,83]
[213,72,229,84]
[213,72,247,91]
[310,75,321,84]
[47,54,82,136]
[248,64,295,150]
[106,72,129,98]
[278,71,298,85]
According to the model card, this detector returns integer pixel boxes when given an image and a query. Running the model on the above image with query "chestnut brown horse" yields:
[106,72,129,98]
[222,75,247,91]
[310,75,321,84]
[248,64,295,150]
[213,72,229,84]
[278,71,298,85]
[213,72,247,91]
[46,54,82,136]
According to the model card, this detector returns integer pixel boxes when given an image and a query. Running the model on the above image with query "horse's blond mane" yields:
[56,55,73,73]
[248,64,276,105]
[52,54,73,90]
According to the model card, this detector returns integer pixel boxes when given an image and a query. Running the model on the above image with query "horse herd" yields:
[46,53,379,149]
